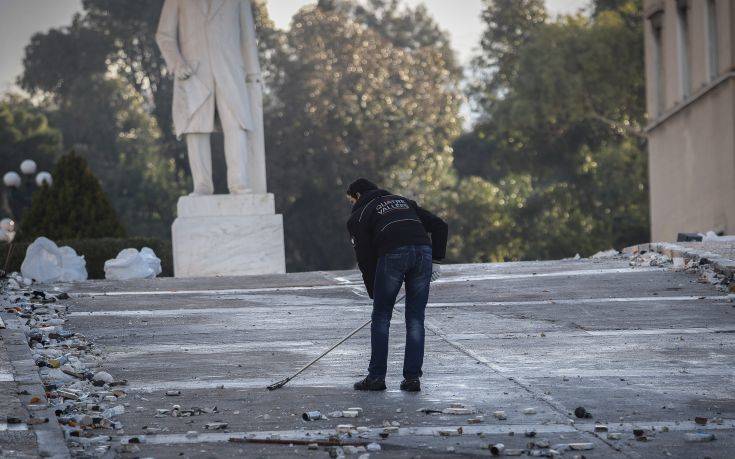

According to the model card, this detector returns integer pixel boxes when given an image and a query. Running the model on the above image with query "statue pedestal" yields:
[171,194,286,278]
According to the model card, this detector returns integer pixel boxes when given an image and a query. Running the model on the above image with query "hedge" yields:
[1,238,172,279]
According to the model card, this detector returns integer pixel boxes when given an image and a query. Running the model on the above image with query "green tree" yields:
[453,0,648,261]
[21,152,126,240]
[266,1,461,270]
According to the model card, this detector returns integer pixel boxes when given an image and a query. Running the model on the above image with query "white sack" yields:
[104,247,162,281]
[21,237,88,283]
[702,231,735,243]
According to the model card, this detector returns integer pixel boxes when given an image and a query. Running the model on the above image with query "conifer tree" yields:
[21,152,126,240]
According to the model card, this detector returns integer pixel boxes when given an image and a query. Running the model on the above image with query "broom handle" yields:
[287,293,406,382]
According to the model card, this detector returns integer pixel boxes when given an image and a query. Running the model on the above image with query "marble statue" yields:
[156,0,266,195]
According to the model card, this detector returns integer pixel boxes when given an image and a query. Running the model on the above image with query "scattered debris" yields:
[493,410,507,420]
[442,406,475,415]
[165,390,181,396]
[104,247,162,281]
[204,422,228,430]
[694,416,708,425]
[489,443,505,455]
[467,416,483,424]
[574,406,592,419]
[302,411,324,421]
[523,407,537,415]
[568,443,594,450]
[21,237,88,282]
[684,432,716,443]
[607,433,622,440]
[336,424,355,434]
[591,249,619,259]
[438,427,463,437]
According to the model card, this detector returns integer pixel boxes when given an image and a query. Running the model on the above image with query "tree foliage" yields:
[266,1,461,270]
[452,0,648,261]
[21,152,126,241]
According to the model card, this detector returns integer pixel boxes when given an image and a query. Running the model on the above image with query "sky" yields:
[0,0,589,90]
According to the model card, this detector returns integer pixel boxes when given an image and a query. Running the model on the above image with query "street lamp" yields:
[2,159,52,225]
[20,159,37,175]
[35,172,53,187]
[3,171,21,188]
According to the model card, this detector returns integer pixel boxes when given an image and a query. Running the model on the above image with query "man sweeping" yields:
[346,179,448,392]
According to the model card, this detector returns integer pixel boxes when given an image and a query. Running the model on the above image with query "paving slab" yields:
[5,255,735,457]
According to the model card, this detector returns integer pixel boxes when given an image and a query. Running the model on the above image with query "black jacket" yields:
[347,189,448,298]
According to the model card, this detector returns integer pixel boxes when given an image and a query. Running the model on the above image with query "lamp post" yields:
[2,159,52,223]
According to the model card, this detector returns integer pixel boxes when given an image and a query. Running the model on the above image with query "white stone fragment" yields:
[366,443,381,452]
[568,443,594,450]
[93,371,114,384]
[523,407,537,415]
[684,433,715,442]
[493,410,507,420]
[336,424,354,434]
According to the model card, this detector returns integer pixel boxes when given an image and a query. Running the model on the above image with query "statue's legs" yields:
[186,133,214,196]
[217,95,250,194]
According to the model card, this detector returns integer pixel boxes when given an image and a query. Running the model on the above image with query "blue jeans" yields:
[368,245,432,380]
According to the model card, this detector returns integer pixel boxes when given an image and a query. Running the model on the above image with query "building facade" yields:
[644,0,735,240]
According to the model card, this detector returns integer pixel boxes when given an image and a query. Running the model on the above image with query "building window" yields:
[676,0,691,98]
[706,0,719,81]
[650,11,665,116]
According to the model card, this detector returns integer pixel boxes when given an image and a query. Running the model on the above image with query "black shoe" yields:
[354,376,386,391]
[400,378,421,392]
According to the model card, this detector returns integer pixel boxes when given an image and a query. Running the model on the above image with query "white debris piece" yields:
[366,443,381,452]
[684,432,716,442]
[336,424,354,434]
[702,231,735,243]
[104,247,162,281]
[493,410,507,420]
[93,371,114,385]
[523,408,537,415]
[568,443,594,450]
[21,237,88,283]
[591,249,618,259]
[442,407,475,415]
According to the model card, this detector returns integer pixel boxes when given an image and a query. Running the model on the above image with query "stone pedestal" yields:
[172,194,286,278]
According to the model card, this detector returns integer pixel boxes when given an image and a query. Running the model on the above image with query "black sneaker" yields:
[400,378,421,392]
[354,376,386,391]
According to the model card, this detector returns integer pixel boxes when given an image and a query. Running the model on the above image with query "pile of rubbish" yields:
[1,274,123,456]
[21,237,88,283]
[104,247,161,281]
[17,236,162,283]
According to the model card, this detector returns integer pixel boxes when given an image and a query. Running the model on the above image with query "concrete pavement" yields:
[3,254,735,457]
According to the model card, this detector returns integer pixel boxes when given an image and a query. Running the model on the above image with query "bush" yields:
[1,238,172,279]
[20,152,126,241]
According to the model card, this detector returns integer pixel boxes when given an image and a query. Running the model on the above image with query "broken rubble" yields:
[684,432,716,443]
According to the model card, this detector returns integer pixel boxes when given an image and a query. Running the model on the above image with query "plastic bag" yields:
[104,247,162,281]
[20,237,88,283]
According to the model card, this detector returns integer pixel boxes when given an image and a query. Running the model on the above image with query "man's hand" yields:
[431,262,442,283]
[176,63,194,80]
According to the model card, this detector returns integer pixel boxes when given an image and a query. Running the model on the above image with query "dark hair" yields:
[346,178,378,198]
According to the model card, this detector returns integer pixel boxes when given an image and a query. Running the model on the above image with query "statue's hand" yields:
[176,63,194,81]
